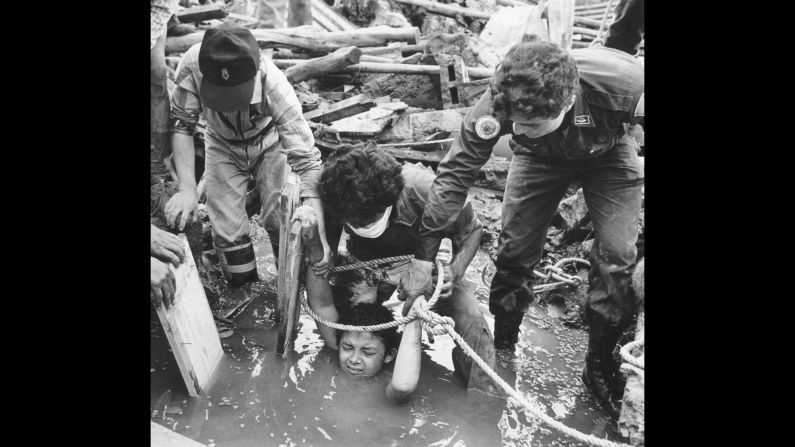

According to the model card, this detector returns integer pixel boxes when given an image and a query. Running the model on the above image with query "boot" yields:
[218,241,259,287]
[582,320,623,418]
[493,310,524,350]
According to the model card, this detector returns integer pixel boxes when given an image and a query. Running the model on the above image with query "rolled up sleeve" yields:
[263,59,322,199]
[170,51,202,136]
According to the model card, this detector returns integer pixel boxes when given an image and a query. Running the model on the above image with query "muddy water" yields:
[151,239,625,446]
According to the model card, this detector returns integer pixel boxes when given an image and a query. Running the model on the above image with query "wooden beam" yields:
[273,60,494,78]
[328,107,396,136]
[153,234,223,396]
[310,0,358,31]
[380,147,446,163]
[276,173,301,357]
[284,46,362,83]
[166,26,420,55]
[393,0,492,19]
[303,94,376,124]
[176,4,227,23]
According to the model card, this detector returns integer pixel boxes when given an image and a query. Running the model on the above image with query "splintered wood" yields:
[153,234,224,396]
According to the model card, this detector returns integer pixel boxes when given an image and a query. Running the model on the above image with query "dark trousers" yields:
[604,0,645,55]
[489,135,644,327]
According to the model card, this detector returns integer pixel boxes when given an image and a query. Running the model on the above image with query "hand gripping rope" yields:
[301,257,633,447]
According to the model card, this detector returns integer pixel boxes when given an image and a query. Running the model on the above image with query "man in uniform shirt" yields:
[164,23,333,293]
[398,40,644,416]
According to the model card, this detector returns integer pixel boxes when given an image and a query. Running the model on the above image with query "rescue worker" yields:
[398,39,644,417]
[164,23,332,288]
[313,143,499,396]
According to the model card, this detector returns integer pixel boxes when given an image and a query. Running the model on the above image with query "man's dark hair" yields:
[490,40,579,121]
[337,302,399,353]
[318,142,404,224]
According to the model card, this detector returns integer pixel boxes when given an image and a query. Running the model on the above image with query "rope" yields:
[329,255,415,273]
[589,0,618,47]
[300,256,631,447]
[619,339,644,370]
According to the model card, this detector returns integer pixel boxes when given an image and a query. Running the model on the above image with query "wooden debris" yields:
[392,0,493,20]
[329,107,397,136]
[176,4,227,23]
[273,60,494,78]
[438,55,471,109]
[378,146,447,164]
[166,26,420,55]
[284,46,362,84]
[310,0,359,31]
[303,94,376,124]
[276,174,302,357]
[153,234,223,396]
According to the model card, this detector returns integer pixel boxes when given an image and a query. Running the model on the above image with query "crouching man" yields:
[311,144,498,395]
[164,23,332,286]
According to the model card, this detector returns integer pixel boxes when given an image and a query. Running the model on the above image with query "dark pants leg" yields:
[604,0,645,55]
[489,153,575,317]
[581,136,644,328]
[432,279,498,394]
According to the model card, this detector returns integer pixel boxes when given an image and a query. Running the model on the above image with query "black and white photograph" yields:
[149,0,645,445]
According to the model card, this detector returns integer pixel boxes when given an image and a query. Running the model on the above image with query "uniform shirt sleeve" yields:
[170,45,202,137]
[446,200,482,256]
[262,58,322,199]
[415,89,501,261]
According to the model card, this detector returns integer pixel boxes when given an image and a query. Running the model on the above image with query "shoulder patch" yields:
[475,115,501,139]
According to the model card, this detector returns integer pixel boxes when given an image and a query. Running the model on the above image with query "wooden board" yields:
[176,4,227,23]
[276,173,302,356]
[151,421,207,447]
[303,94,376,124]
[153,234,223,396]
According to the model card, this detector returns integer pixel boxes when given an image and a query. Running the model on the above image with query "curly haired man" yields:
[313,144,499,397]
[399,39,644,417]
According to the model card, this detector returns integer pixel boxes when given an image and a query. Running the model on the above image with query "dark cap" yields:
[198,23,260,112]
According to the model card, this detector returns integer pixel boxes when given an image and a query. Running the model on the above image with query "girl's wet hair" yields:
[337,302,399,353]
[490,39,579,121]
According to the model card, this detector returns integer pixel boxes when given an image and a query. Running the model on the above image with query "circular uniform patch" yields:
[475,115,501,139]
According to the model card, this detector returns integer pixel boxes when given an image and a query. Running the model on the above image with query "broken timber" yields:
[272,60,494,78]
[166,26,419,55]
[392,0,493,20]
[176,4,227,23]
[303,94,376,124]
[284,46,362,84]
[276,173,302,357]
[153,234,223,396]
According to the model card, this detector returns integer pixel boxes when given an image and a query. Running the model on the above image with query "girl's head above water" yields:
[337,302,400,378]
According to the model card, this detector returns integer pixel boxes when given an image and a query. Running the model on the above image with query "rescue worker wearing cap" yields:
[164,23,335,334]
[397,39,644,417]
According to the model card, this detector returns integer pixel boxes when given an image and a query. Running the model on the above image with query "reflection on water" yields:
[151,245,625,446]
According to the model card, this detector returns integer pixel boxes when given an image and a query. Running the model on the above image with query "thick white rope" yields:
[299,257,631,447]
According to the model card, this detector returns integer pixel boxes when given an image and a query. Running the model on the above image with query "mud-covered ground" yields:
[151,190,639,446]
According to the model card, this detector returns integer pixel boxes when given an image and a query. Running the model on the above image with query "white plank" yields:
[154,235,224,396]
[151,422,207,447]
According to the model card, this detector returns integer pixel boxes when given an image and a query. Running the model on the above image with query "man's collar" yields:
[570,86,595,128]
[250,70,262,105]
